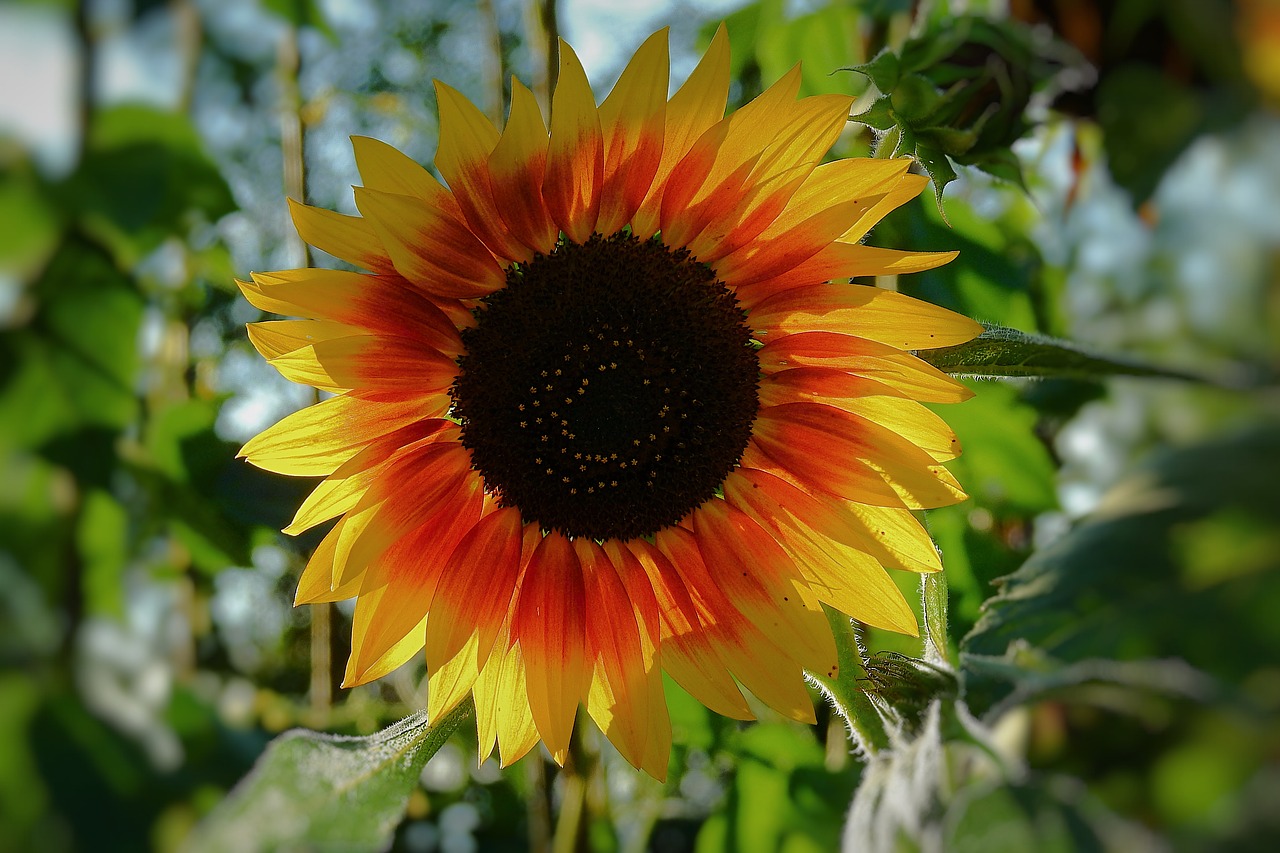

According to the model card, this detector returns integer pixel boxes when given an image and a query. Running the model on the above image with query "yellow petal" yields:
[287,199,395,274]
[242,269,462,356]
[724,468,920,633]
[262,332,457,396]
[632,23,730,237]
[543,40,603,243]
[434,81,529,262]
[757,331,973,403]
[352,135,451,200]
[515,531,588,763]
[354,186,505,299]
[343,583,428,687]
[596,28,668,235]
[294,520,363,604]
[488,79,557,255]
[246,319,356,361]
[750,284,983,351]
[473,622,540,767]
[759,369,962,461]
[238,392,437,477]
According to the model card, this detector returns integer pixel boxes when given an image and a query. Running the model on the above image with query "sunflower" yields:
[238,26,980,779]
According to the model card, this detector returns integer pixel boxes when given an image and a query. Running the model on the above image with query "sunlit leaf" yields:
[185,703,473,853]
[919,323,1210,382]
[697,721,856,853]
[76,489,129,618]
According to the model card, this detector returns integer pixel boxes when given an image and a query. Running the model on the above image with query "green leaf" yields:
[850,95,897,131]
[76,489,129,618]
[961,425,1280,716]
[889,73,943,124]
[0,164,60,283]
[262,0,335,40]
[756,4,865,96]
[918,323,1211,383]
[847,49,900,93]
[185,702,473,853]
[697,722,856,853]
[937,380,1059,514]
[915,124,979,157]
[74,105,237,265]
[943,775,1148,853]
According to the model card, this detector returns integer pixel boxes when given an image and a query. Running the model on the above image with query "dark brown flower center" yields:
[451,232,760,541]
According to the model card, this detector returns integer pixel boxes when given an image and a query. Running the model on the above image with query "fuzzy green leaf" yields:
[847,49,901,94]
[184,703,473,853]
[917,323,1210,382]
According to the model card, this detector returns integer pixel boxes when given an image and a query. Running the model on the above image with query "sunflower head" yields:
[238,26,981,779]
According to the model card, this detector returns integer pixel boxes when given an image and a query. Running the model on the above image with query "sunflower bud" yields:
[850,15,1085,204]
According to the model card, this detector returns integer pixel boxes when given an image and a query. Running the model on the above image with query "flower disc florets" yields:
[451,232,760,541]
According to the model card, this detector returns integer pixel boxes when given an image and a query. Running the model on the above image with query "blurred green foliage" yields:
[1,0,1278,851]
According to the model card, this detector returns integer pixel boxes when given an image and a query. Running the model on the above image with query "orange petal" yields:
[543,41,603,244]
[343,482,485,686]
[599,541,672,775]
[514,531,588,764]
[760,368,962,461]
[757,331,972,403]
[423,507,525,680]
[723,468,920,633]
[354,186,505,299]
[713,196,880,287]
[242,269,462,356]
[488,80,558,255]
[734,242,958,310]
[257,330,457,395]
[239,391,441,477]
[632,23,730,237]
[284,419,457,535]
[656,526,816,723]
[727,466,947,578]
[750,403,967,509]
[690,501,837,675]
[685,165,809,263]
[616,539,752,720]
[596,29,669,236]
[749,284,983,350]
[728,465,942,576]
[674,94,855,260]
[332,442,475,585]
[287,199,395,274]
[434,82,529,262]
[578,538,670,779]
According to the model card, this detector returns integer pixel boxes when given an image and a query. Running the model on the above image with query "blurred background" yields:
[1,0,1278,851]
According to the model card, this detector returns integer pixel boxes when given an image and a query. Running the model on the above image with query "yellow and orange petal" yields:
[238,25,980,780]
